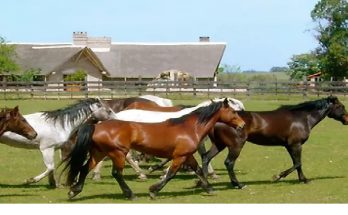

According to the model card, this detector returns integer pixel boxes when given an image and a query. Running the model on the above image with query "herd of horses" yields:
[0,95,347,200]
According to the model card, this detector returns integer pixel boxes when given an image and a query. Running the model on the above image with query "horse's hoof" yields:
[272,175,281,182]
[301,178,311,184]
[137,174,147,181]
[126,194,137,200]
[209,173,219,179]
[68,190,80,199]
[24,178,36,185]
[234,184,246,189]
[92,174,101,181]
[149,191,157,199]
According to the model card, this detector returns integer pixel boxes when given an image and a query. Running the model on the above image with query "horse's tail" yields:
[65,123,95,186]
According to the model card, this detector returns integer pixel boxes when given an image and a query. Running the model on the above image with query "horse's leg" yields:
[273,144,308,183]
[185,154,213,194]
[68,150,104,199]
[225,146,245,189]
[110,150,135,200]
[149,156,186,199]
[148,158,171,173]
[91,159,104,181]
[198,142,218,179]
[25,147,56,187]
[126,151,147,180]
[201,141,226,179]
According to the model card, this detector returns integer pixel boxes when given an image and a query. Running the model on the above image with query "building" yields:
[11,32,226,85]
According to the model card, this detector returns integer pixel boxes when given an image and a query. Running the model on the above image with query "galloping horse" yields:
[0,98,115,187]
[201,96,348,189]
[0,106,37,139]
[64,98,245,199]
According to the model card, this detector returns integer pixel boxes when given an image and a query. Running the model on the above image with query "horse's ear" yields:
[11,106,19,117]
[328,95,338,104]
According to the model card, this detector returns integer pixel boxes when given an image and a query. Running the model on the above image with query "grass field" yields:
[0,97,348,203]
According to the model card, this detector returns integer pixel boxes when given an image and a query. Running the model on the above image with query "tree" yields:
[287,53,320,80]
[311,0,348,80]
[218,64,242,73]
[0,36,19,74]
[270,66,290,73]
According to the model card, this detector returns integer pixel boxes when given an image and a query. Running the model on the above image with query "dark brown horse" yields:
[201,96,348,189]
[63,99,245,199]
[0,106,37,139]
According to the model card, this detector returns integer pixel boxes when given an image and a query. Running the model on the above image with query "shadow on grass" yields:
[67,188,207,202]
[0,193,37,198]
[0,183,54,189]
[210,175,346,188]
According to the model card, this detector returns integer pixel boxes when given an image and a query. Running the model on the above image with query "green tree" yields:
[270,66,290,73]
[311,0,348,80]
[287,53,320,80]
[0,36,19,74]
[64,69,86,81]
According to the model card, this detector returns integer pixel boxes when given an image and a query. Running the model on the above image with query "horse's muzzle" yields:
[26,131,38,140]
[236,122,245,130]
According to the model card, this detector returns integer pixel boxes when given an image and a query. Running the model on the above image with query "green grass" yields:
[0,97,348,203]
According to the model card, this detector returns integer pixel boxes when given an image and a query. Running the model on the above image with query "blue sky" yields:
[0,0,319,71]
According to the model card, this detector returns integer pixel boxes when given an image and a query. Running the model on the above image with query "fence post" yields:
[193,80,196,96]
[303,79,308,98]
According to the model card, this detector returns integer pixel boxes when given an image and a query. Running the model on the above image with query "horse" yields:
[60,95,177,181]
[201,96,348,189]
[0,106,37,139]
[90,97,245,180]
[0,98,116,187]
[63,98,245,200]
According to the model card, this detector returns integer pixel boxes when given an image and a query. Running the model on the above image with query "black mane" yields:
[277,97,331,112]
[169,101,223,125]
[43,98,99,126]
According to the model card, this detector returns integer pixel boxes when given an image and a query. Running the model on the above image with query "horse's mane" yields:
[169,101,223,125]
[277,97,331,111]
[43,98,99,126]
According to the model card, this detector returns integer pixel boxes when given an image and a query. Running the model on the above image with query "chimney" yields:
[73,32,88,46]
[199,36,210,42]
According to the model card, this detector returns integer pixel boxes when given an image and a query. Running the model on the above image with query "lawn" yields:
[0,96,348,203]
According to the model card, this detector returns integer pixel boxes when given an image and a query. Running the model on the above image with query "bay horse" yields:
[0,98,115,187]
[63,98,245,199]
[201,96,348,189]
[0,106,37,139]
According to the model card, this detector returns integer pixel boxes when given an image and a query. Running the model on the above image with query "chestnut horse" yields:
[90,97,245,180]
[201,96,348,189]
[63,98,245,199]
[0,106,37,139]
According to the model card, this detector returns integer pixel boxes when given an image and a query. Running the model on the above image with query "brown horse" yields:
[201,96,348,188]
[0,106,37,139]
[63,98,245,200]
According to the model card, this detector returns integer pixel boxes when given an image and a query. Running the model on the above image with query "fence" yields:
[1,79,348,100]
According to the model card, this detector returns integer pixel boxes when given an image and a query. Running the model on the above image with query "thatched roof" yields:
[13,42,226,78]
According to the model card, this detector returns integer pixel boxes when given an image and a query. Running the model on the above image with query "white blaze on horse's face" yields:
[210,98,245,111]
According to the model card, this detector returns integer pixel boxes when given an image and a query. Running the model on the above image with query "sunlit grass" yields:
[0,97,347,203]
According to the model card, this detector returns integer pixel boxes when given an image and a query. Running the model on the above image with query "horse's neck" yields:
[191,112,221,142]
[307,107,330,129]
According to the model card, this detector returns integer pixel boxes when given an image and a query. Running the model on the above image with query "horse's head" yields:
[219,98,245,129]
[90,97,117,121]
[327,96,348,125]
[4,106,37,139]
